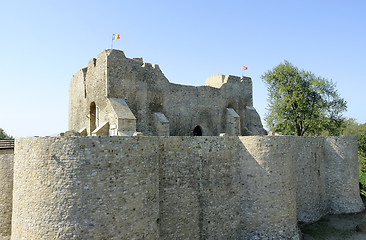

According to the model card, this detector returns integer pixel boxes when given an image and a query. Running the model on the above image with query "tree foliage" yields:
[342,119,366,196]
[262,61,347,136]
[0,128,13,140]
[343,119,366,160]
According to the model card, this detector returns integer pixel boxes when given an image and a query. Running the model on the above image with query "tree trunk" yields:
[296,123,302,136]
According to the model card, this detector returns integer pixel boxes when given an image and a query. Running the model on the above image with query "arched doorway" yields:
[90,102,97,133]
[193,126,203,136]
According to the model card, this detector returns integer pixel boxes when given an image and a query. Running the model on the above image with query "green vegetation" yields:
[262,61,347,136]
[261,61,366,197]
[0,128,13,140]
[342,119,366,197]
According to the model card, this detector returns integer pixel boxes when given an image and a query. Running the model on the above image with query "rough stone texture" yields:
[107,97,136,134]
[91,121,109,136]
[0,149,13,239]
[153,113,169,136]
[237,137,300,239]
[324,137,364,214]
[10,136,363,239]
[295,137,328,223]
[295,137,364,224]
[69,49,266,136]
[12,137,159,240]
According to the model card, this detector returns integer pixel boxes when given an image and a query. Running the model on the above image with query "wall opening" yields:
[193,126,203,136]
[90,102,97,133]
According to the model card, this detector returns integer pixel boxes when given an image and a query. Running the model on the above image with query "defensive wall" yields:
[68,50,266,137]
[4,136,363,239]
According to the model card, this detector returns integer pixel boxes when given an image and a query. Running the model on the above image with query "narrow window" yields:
[90,102,97,133]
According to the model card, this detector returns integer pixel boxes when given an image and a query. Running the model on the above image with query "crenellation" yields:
[132,57,143,63]
[0,49,363,239]
[69,49,265,137]
[152,64,160,70]
[88,58,97,67]
[141,62,152,68]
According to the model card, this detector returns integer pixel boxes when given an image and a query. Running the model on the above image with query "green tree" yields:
[343,119,366,160]
[0,128,13,139]
[262,61,347,136]
[342,119,366,197]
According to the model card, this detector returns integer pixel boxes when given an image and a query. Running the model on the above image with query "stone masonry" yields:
[0,50,363,239]
[68,49,266,137]
[4,136,363,239]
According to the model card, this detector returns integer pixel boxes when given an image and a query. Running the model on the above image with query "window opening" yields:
[90,102,97,133]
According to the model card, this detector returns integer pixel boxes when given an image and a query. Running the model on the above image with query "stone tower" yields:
[69,49,266,136]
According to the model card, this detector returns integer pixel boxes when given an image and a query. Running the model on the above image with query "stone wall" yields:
[295,137,328,223]
[69,50,266,136]
[12,137,159,239]
[324,137,363,214]
[0,149,13,240]
[68,51,109,135]
[10,136,363,239]
[295,137,364,223]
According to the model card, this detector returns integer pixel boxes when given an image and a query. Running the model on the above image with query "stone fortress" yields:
[68,49,266,137]
[0,49,364,239]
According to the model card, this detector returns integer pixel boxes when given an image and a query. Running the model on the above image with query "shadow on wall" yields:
[323,137,363,214]
[9,136,362,239]
[158,136,299,239]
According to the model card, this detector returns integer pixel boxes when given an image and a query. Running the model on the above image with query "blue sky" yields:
[1,0,365,137]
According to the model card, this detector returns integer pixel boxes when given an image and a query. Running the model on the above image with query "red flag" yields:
[242,66,248,70]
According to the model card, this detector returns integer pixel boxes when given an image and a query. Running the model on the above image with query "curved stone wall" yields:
[12,137,159,240]
[295,137,328,223]
[295,136,364,223]
[239,137,300,239]
[0,149,13,239]
[157,136,300,239]
[324,137,365,214]
[11,136,362,239]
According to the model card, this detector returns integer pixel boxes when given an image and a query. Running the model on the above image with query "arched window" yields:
[90,102,97,133]
[193,126,203,136]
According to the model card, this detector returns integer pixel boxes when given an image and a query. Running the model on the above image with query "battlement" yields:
[69,49,265,137]
[0,49,363,239]
[204,74,252,88]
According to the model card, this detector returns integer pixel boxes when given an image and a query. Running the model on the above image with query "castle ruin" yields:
[0,50,364,240]
[68,49,266,137]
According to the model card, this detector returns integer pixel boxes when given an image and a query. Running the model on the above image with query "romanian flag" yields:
[113,34,120,40]
[242,66,248,70]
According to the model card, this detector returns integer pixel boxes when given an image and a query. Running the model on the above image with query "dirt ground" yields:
[300,207,366,240]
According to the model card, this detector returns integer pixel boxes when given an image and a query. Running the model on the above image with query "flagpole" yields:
[111,34,120,50]
[241,66,247,78]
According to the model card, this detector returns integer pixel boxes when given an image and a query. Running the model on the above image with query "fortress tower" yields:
[68,49,266,136]
[0,50,363,240]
